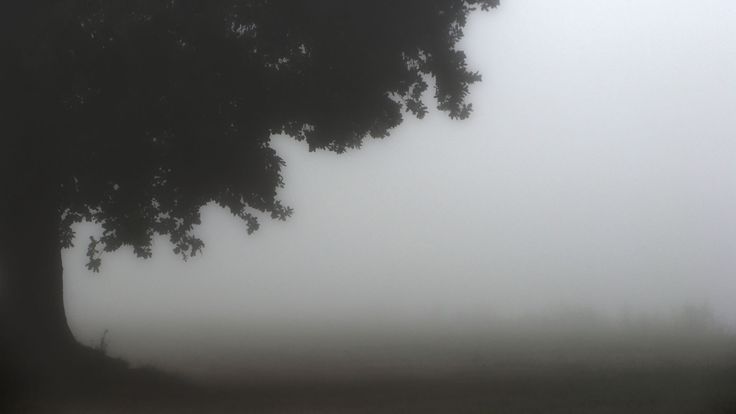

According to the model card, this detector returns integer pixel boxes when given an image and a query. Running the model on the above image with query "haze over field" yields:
[60,0,736,378]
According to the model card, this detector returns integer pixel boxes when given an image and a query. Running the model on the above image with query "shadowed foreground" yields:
[4,325,736,413]
[5,363,736,413]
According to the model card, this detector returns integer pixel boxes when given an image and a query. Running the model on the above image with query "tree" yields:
[0,0,497,362]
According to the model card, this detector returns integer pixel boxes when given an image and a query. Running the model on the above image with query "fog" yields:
[62,0,736,379]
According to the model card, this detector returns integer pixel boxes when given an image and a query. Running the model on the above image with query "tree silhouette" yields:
[0,1,497,361]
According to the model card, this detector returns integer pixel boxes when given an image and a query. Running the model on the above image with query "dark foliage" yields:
[1,1,496,270]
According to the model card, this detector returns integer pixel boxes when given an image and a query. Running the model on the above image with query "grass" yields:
[4,313,736,413]
[9,363,736,413]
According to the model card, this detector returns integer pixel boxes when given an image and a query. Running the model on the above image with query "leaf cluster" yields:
[0,1,497,270]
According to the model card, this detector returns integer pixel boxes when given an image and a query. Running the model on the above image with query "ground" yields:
[5,359,736,413]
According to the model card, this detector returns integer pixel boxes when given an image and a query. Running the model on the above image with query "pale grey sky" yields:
[63,0,736,376]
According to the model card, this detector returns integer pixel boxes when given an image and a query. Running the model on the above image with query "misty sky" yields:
[62,0,736,373]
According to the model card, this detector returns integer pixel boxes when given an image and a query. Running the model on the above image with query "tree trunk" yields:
[0,187,78,373]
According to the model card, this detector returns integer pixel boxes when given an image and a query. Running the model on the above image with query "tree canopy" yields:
[1,1,497,271]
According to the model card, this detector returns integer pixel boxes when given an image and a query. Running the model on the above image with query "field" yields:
[5,312,736,413]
